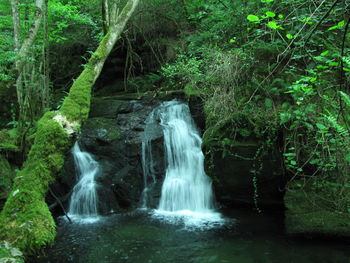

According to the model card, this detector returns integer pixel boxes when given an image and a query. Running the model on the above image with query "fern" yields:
[338,91,350,109]
[324,114,349,137]
[342,56,350,67]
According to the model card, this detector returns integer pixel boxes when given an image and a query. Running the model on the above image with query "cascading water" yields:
[68,142,99,221]
[140,139,156,208]
[142,100,222,226]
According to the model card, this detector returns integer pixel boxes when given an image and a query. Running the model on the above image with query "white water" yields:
[68,142,100,221]
[140,139,156,208]
[142,100,222,226]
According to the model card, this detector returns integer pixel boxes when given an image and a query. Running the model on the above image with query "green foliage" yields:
[161,0,350,221]
[160,54,204,91]
[0,129,19,152]
[0,1,15,82]
[48,0,100,43]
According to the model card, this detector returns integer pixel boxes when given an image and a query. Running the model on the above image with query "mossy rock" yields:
[0,154,14,201]
[96,90,185,101]
[82,117,122,142]
[285,179,350,237]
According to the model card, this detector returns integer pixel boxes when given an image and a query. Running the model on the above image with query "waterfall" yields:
[142,100,219,220]
[68,142,99,220]
[140,139,156,208]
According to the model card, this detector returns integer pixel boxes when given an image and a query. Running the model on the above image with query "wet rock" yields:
[90,99,132,118]
[206,142,285,209]
[56,99,166,214]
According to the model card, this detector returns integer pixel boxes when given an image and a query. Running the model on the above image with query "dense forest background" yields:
[0,0,349,261]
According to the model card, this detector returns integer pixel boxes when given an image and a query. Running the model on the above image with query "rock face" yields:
[53,94,286,215]
[54,98,166,214]
[205,142,286,209]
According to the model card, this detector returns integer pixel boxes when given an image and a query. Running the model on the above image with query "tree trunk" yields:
[0,0,140,256]
[102,0,110,35]
[15,0,45,75]
[10,0,21,52]
[102,0,121,35]
[12,0,46,130]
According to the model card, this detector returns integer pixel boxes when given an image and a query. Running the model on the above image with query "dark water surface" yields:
[29,209,350,263]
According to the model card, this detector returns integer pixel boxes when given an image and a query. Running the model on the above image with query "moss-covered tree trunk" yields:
[0,0,140,259]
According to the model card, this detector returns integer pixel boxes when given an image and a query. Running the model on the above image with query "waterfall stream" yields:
[142,100,221,225]
[68,142,100,221]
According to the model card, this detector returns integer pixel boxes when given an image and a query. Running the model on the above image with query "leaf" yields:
[328,25,338,31]
[338,91,350,108]
[320,50,329,56]
[316,123,326,130]
[261,0,274,2]
[278,14,284,19]
[338,20,345,27]
[286,34,293,39]
[329,62,339,66]
[267,21,279,29]
[266,11,276,18]
[247,14,260,22]
[229,39,236,44]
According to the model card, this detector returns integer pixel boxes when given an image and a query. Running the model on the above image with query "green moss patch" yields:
[60,67,93,122]
[0,154,14,200]
[0,112,70,253]
[285,179,350,237]
[83,118,122,142]
[0,241,24,263]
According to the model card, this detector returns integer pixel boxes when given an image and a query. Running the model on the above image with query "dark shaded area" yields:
[28,209,350,263]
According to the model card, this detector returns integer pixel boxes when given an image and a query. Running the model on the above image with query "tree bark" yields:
[0,0,140,256]
[10,0,21,52]
[102,0,121,35]
[102,0,110,35]
[15,0,45,75]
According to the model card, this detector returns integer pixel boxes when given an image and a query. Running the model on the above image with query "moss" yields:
[83,118,121,141]
[0,241,24,263]
[60,67,93,122]
[285,179,350,237]
[0,129,19,152]
[0,154,14,200]
[0,111,70,253]
[59,3,129,122]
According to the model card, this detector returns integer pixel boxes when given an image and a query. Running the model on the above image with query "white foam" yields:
[152,209,225,230]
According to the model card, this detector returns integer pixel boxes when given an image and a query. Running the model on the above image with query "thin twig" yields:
[48,187,72,223]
